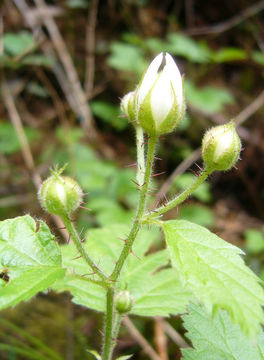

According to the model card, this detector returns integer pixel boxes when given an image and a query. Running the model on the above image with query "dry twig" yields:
[85,0,98,96]
[154,317,168,360]
[123,316,162,360]
[186,1,264,35]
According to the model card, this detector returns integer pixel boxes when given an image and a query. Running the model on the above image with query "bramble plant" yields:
[1,52,264,360]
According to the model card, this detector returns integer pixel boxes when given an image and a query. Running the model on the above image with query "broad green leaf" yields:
[182,304,264,360]
[163,220,264,336]
[54,224,191,316]
[0,215,65,309]
[3,32,36,56]
[185,80,234,114]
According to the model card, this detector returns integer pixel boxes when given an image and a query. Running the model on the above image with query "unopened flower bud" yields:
[135,52,185,136]
[121,91,136,122]
[38,171,83,216]
[115,290,133,314]
[202,121,241,171]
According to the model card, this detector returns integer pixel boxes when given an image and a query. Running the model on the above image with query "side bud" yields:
[38,171,83,216]
[120,91,136,122]
[202,121,241,172]
[135,52,185,136]
[115,290,133,314]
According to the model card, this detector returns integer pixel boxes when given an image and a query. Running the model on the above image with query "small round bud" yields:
[135,52,185,136]
[115,290,133,314]
[202,121,241,172]
[120,91,136,122]
[38,172,83,216]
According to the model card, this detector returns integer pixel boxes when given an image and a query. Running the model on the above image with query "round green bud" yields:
[202,121,241,172]
[120,91,136,122]
[38,174,83,216]
[115,290,133,314]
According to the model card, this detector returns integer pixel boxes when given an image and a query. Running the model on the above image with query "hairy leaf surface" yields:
[182,304,264,360]
[54,224,191,316]
[163,220,264,335]
[0,215,65,309]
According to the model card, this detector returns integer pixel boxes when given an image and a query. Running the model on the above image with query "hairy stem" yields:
[102,287,115,360]
[143,169,210,221]
[136,125,145,186]
[102,135,157,360]
[61,215,108,283]
[110,135,157,281]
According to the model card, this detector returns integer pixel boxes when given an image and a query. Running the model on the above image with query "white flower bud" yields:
[135,52,185,136]
[202,121,241,171]
[120,91,136,122]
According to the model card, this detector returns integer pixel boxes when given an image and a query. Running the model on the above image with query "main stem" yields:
[62,215,108,283]
[101,135,157,360]
[110,135,157,282]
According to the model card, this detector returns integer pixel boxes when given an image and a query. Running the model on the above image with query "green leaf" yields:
[87,350,102,360]
[212,47,247,63]
[163,220,264,336]
[115,355,133,360]
[245,229,264,254]
[185,80,234,114]
[0,215,65,310]
[178,205,215,227]
[182,304,264,360]
[90,101,127,131]
[0,122,40,155]
[54,224,191,316]
[252,51,264,66]
[167,33,211,63]
[107,42,147,74]
[3,32,36,56]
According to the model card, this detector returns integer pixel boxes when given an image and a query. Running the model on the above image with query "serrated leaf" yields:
[54,224,191,316]
[0,215,65,309]
[182,304,264,360]
[163,220,264,336]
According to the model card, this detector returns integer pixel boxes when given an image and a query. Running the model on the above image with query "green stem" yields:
[143,169,210,221]
[101,135,157,360]
[61,215,108,284]
[136,126,145,186]
[102,287,115,360]
[110,135,157,282]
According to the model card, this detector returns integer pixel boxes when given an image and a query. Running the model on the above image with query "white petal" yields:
[137,53,164,106]
[164,53,183,106]
[214,129,233,161]
[150,72,175,125]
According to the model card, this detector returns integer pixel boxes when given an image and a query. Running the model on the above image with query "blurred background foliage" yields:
[0,0,264,359]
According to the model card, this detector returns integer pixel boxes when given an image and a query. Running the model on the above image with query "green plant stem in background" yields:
[143,169,211,221]
[61,216,108,284]
[102,135,157,360]
[136,125,145,186]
